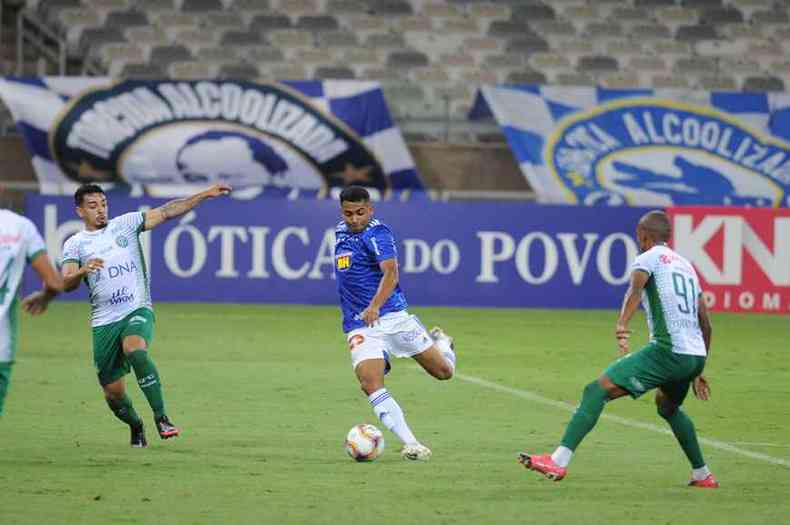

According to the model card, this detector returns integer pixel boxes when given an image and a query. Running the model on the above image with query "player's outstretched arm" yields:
[21,252,64,315]
[143,183,232,231]
[615,269,649,355]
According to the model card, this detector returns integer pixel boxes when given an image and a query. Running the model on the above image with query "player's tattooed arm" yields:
[143,183,232,231]
[615,269,649,354]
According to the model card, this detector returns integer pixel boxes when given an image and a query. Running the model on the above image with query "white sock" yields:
[433,337,456,372]
[551,446,573,468]
[368,388,418,445]
[692,465,711,481]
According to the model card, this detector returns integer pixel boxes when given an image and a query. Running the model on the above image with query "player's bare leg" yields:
[413,347,453,380]
[356,358,430,461]
[519,375,629,480]
[122,335,178,439]
[102,378,146,447]
[655,388,718,488]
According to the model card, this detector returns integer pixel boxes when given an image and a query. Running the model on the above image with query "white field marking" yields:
[733,442,790,448]
[456,372,790,469]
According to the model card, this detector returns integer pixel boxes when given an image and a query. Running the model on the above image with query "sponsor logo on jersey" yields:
[108,260,138,279]
[0,234,21,245]
[108,287,135,305]
[49,80,388,190]
[547,99,789,206]
[336,251,352,271]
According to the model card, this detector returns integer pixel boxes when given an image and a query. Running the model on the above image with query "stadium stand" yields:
[3,0,790,144]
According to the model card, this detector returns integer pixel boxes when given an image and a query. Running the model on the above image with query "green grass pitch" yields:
[2,303,788,524]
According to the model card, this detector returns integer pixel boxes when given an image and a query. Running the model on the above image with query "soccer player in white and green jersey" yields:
[519,210,719,488]
[0,205,63,417]
[61,183,230,447]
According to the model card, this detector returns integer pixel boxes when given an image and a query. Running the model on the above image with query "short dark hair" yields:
[638,210,671,243]
[339,185,370,204]
[74,184,105,207]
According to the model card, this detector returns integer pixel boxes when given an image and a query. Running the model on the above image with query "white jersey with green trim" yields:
[630,244,707,357]
[62,212,152,327]
[0,209,47,362]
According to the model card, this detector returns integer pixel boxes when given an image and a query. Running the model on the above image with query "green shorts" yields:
[603,342,706,404]
[92,307,155,386]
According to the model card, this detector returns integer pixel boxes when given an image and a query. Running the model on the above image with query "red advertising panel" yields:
[667,207,790,314]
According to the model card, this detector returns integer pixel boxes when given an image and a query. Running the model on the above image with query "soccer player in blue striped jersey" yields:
[335,186,456,461]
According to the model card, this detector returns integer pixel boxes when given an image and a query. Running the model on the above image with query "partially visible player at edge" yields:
[61,183,231,447]
[335,186,456,461]
[519,210,719,488]
[0,193,64,417]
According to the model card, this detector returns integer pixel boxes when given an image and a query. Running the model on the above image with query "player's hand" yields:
[21,290,52,316]
[361,305,381,327]
[83,258,104,275]
[205,184,232,198]
[615,324,631,355]
[693,375,711,401]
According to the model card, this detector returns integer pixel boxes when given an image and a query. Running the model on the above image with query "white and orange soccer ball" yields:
[344,424,385,462]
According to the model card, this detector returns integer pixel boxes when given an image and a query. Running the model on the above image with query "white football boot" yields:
[429,326,454,350]
[401,443,432,461]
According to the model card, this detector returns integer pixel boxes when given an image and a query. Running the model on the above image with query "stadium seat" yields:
[750,10,790,25]
[698,75,737,90]
[578,55,619,74]
[369,0,413,16]
[510,4,556,22]
[181,0,225,12]
[249,15,293,31]
[673,57,718,75]
[556,72,595,86]
[314,66,356,79]
[149,45,193,71]
[217,62,260,79]
[169,61,215,79]
[326,0,369,15]
[119,62,166,78]
[104,10,149,30]
[701,7,744,25]
[506,70,548,85]
[387,51,430,69]
[295,15,340,31]
[220,30,266,46]
[742,76,785,92]
[365,32,407,49]
[675,24,720,42]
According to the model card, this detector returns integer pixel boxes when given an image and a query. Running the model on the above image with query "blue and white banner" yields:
[24,193,649,310]
[0,78,421,195]
[471,85,790,207]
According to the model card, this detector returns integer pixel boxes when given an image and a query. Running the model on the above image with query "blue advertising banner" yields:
[471,85,790,207]
[24,194,651,311]
[0,78,421,195]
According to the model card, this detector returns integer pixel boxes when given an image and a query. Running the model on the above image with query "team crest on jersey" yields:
[49,80,388,190]
[546,99,789,206]
[336,251,352,271]
[115,235,128,248]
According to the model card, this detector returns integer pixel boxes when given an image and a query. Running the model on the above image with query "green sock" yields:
[0,363,12,418]
[559,381,609,451]
[106,394,143,427]
[660,407,706,469]
[126,349,166,419]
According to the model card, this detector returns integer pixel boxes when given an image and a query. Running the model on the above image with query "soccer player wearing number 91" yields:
[519,210,719,488]
[334,186,457,461]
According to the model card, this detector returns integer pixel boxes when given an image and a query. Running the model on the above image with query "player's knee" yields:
[656,401,678,419]
[358,377,383,396]
[436,363,453,380]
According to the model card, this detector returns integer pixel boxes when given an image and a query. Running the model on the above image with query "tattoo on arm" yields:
[161,195,202,220]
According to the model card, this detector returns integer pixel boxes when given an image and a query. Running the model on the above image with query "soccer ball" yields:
[344,424,385,462]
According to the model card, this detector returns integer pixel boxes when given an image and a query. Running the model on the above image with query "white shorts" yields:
[346,310,434,370]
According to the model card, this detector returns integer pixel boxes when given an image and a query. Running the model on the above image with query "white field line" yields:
[456,372,790,469]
